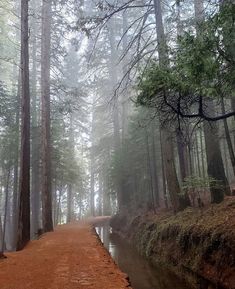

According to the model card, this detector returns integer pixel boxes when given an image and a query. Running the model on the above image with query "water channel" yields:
[96,226,192,289]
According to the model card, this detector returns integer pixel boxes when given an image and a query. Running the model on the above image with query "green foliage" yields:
[137,2,235,119]
[182,175,223,194]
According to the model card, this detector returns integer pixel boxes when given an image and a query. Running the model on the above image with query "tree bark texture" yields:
[17,0,31,251]
[41,0,53,232]
[31,8,40,236]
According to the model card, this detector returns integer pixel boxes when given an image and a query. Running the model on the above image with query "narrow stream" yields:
[96,226,192,289]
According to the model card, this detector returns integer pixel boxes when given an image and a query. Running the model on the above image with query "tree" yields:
[16,0,30,251]
[153,0,181,211]
[31,0,40,238]
[137,0,231,204]
[41,0,53,232]
[194,0,230,203]
[108,17,123,210]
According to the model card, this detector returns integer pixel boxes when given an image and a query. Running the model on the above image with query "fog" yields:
[0,0,234,258]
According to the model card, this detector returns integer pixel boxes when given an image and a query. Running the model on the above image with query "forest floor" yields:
[0,218,131,289]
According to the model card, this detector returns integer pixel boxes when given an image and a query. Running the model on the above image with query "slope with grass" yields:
[111,197,235,289]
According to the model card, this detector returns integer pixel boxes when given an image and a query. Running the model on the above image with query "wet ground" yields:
[96,226,192,289]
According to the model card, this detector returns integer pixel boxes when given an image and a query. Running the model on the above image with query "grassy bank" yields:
[111,197,235,289]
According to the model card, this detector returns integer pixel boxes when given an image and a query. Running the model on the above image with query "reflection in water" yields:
[96,226,191,289]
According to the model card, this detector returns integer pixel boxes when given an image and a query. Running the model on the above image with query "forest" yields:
[0,0,235,288]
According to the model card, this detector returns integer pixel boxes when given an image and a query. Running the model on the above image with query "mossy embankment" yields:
[111,197,235,289]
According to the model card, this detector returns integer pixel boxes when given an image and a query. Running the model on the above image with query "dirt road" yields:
[0,220,131,289]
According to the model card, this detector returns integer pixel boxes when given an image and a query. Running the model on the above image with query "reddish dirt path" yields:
[0,220,131,289]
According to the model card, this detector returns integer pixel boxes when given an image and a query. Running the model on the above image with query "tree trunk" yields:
[204,119,230,202]
[0,214,2,253]
[67,184,73,223]
[17,0,30,250]
[67,114,75,222]
[195,132,202,177]
[98,173,103,216]
[108,18,123,210]
[90,110,95,216]
[200,127,206,178]
[56,182,63,225]
[194,0,230,202]
[160,131,168,208]
[17,0,31,251]
[41,0,53,232]
[121,8,129,141]
[53,177,57,225]
[31,8,40,237]
[231,98,235,149]
[153,0,180,211]
[221,97,235,176]
[12,69,20,250]
[176,0,191,185]
[90,151,95,216]
[150,123,160,207]
[102,165,112,215]
[146,131,156,212]
[161,130,180,211]
[176,130,189,181]
[78,189,83,220]
[1,169,11,253]
[187,140,194,176]
[223,137,229,180]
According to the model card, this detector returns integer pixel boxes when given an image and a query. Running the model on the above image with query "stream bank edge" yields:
[110,197,235,289]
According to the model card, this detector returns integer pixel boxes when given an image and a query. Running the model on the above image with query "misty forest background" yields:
[0,0,235,252]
